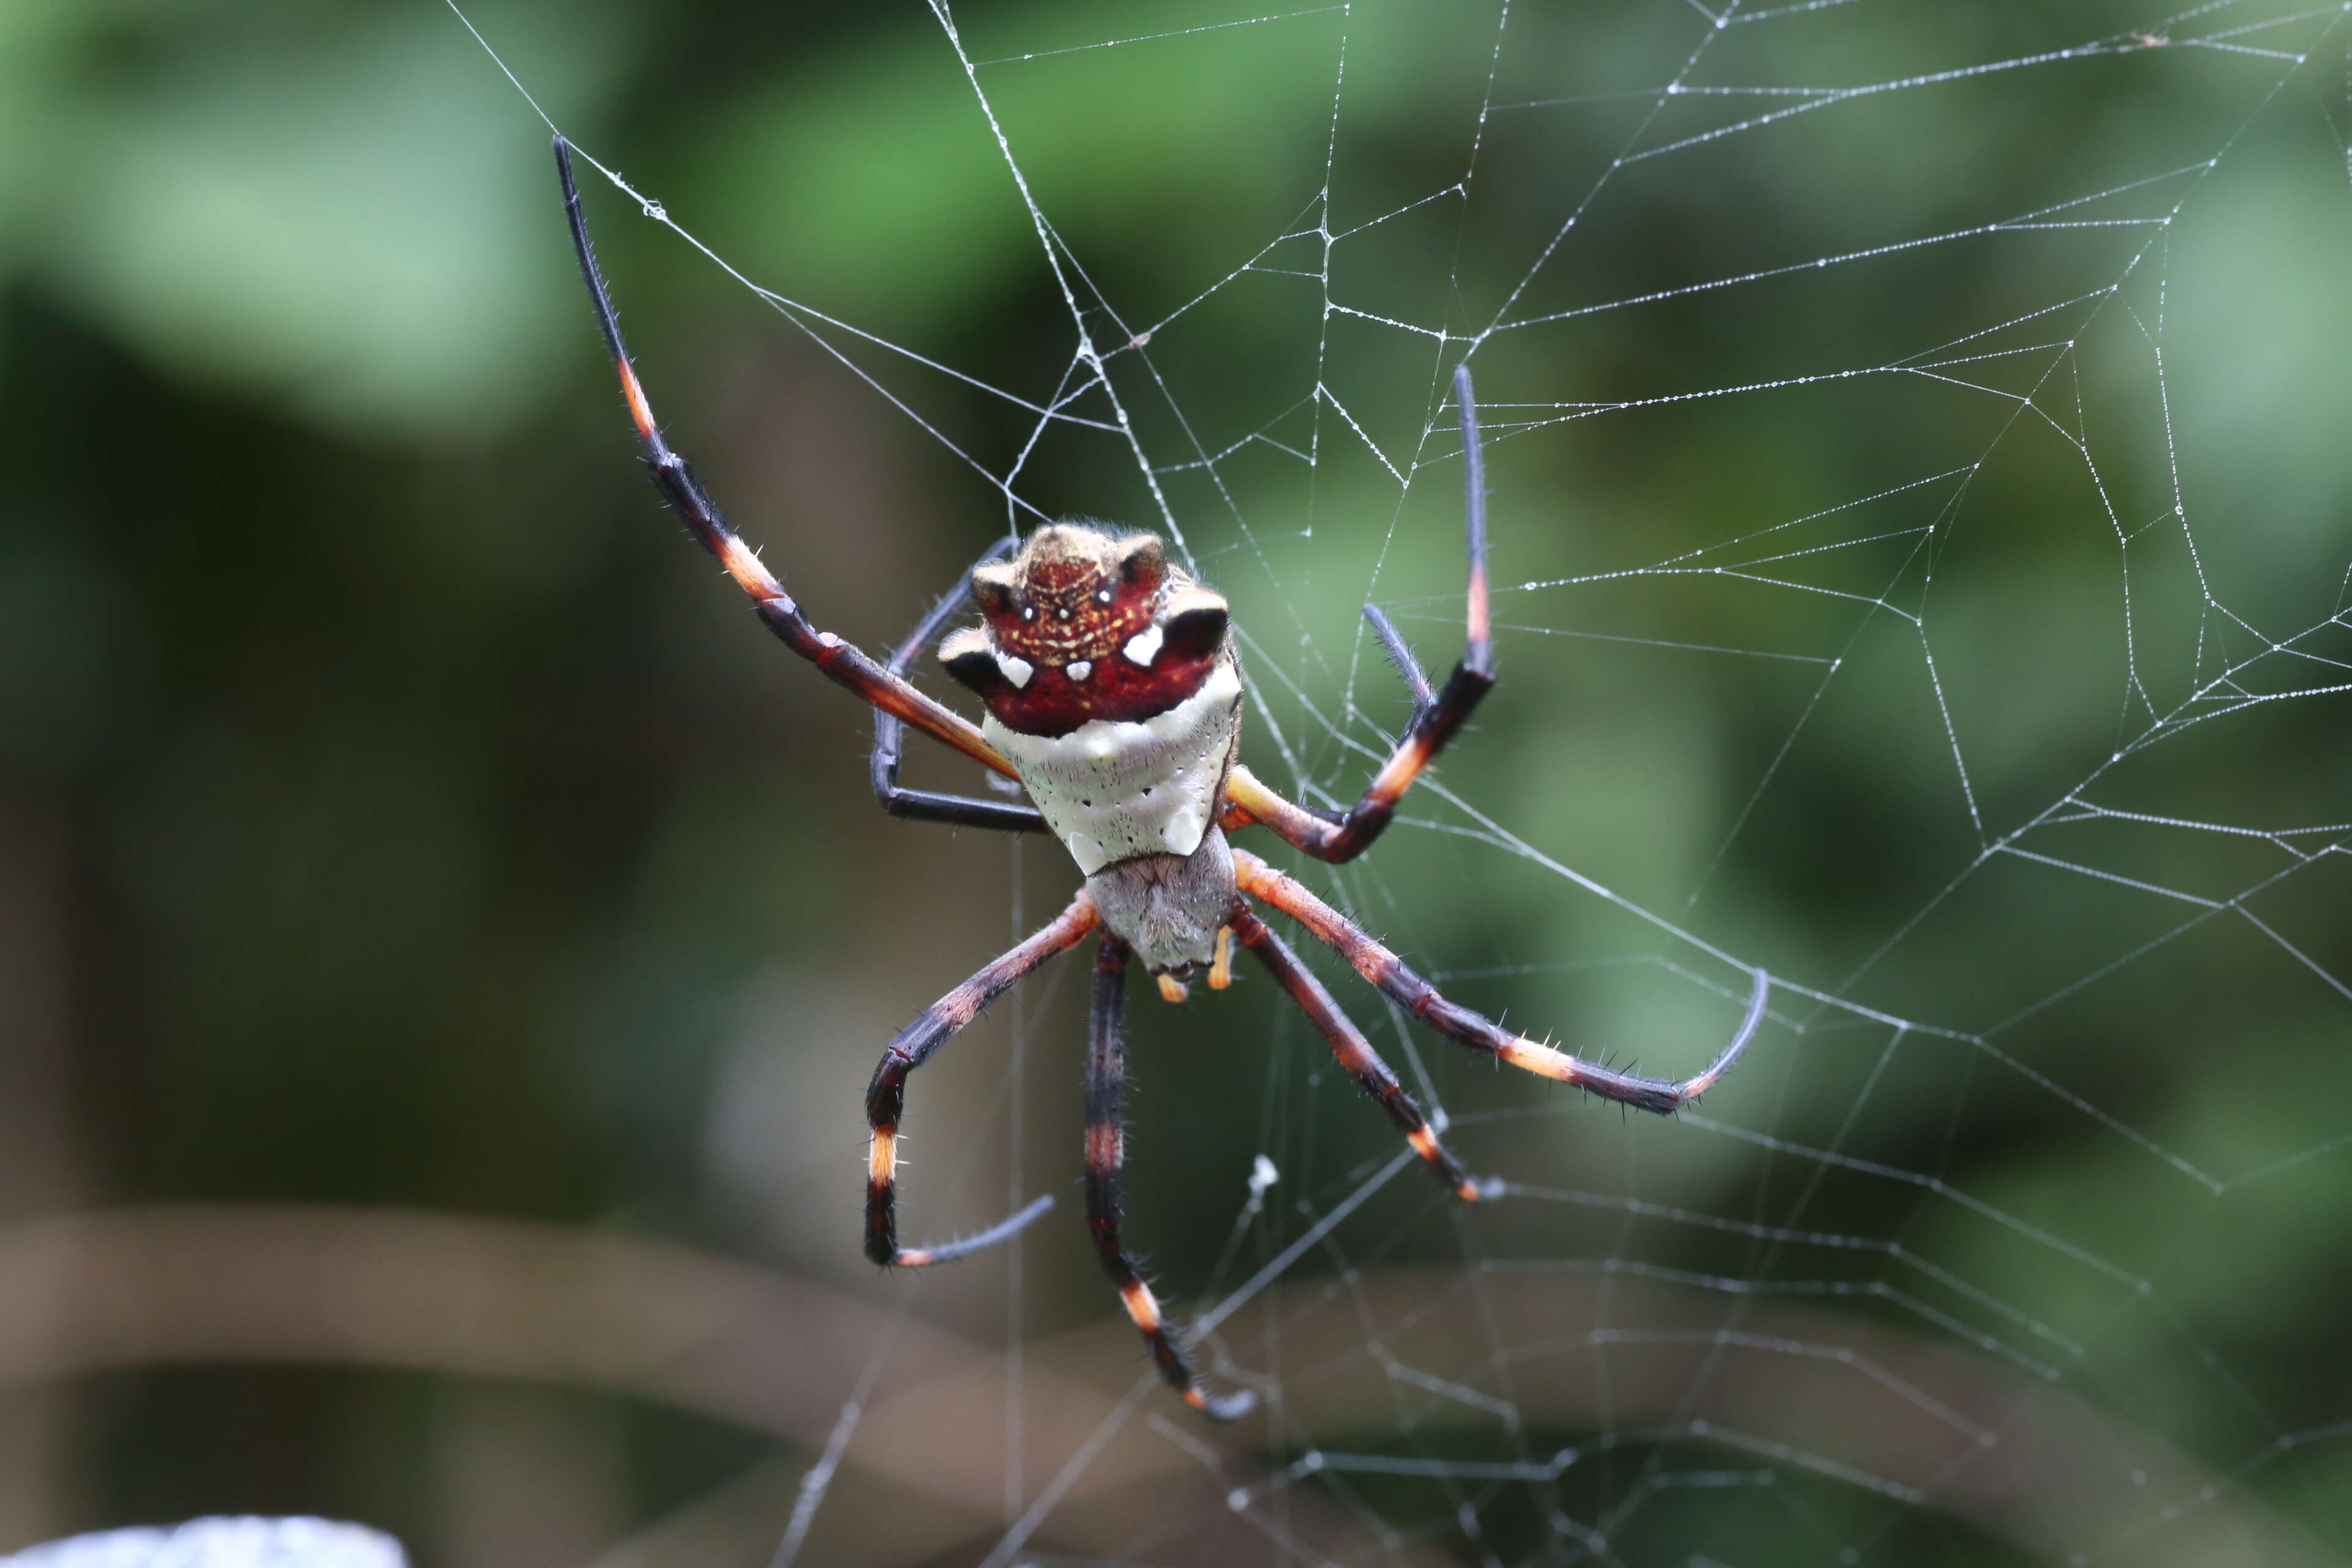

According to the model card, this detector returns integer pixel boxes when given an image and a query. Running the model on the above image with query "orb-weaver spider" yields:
[556,137,1768,1422]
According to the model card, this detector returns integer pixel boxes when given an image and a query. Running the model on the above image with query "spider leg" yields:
[1360,601,1438,726]
[1234,850,1770,1114]
[1221,363,1497,862]
[865,891,1098,1267]
[1227,909,1485,1203]
[870,534,1050,834]
[1087,937,1256,1422]
[556,136,1018,783]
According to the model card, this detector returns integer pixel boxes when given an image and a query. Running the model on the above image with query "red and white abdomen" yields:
[984,658,1243,876]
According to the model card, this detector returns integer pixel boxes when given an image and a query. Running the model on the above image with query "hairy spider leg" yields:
[1229,910,1483,1202]
[1360,601,1439,721]
[872,534,1051,833]
[1235,852,1771,1113]
[864,892,1099,1267]
[554,135,1018,783]
[1087,939,1256,1422]
[1206,925,1235,990]
[1220,363,1497,863]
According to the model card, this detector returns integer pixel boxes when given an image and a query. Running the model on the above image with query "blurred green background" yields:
[1,1,2348,1564]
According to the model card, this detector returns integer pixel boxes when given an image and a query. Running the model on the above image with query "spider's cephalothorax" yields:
[937,523,1234,734]
[554,134,1770,1426]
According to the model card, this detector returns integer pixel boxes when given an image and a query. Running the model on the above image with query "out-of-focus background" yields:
[2,1,2348,1564]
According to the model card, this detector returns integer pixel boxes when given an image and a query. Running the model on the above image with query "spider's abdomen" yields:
[984,657,1243,877]
[1087,827,1235,973]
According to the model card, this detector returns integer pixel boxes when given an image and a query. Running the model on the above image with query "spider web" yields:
[453,2,2352,1563]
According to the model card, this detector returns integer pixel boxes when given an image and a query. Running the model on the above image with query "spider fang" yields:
[1157,974,1189,1003]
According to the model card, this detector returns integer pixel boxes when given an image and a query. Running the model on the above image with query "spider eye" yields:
[1021,605,1037,623]
[1095,589,1114,606]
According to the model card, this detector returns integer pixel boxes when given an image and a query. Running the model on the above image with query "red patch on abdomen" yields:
[984,652,1219,737]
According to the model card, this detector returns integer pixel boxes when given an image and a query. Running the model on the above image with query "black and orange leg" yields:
[1087,938,1256,1422]
[556,136,1020,785]
[1221,363,1497,862]
[1361,601,1439,725]
[1228,910,1485,1203]
[870,535,1050,834]
[1234,850,1771,1114]
[865,891,1099,1267]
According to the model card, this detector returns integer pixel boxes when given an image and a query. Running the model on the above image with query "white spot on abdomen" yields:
[997,651,1034,688]
[1122,625,1164,667]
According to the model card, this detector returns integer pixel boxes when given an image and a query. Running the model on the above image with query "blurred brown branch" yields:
[0,1208,2335,1566]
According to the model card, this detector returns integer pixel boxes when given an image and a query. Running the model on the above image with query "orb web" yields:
[454,2,2352,1562]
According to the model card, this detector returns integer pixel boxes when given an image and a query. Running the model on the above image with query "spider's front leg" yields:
[555,136,1020,787]
[864,892,1098,1267]
[1087,938,1256,1422]
[1222,363,1497,864]
[870,535,1050,834]
[1235,851,1770,1113]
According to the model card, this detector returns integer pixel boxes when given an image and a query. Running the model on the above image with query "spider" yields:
[555,136,1768,1422]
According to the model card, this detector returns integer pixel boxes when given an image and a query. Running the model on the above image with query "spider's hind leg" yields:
[865,891,1098,1267]
[1087,938,1256,1422]
[1229,909,1487,1203]
[1234,850,1771,1114]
